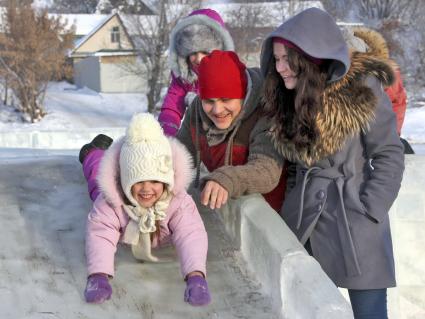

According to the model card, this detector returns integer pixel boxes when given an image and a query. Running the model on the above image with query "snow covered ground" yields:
[402,105,425,146]
[0,82,147,132]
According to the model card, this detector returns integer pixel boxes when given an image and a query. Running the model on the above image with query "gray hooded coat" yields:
[260,8,404,289]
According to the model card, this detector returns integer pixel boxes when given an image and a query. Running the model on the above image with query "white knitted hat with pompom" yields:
[120,113,173,206]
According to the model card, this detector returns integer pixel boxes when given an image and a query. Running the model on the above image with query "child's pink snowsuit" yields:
[85,137,208,278]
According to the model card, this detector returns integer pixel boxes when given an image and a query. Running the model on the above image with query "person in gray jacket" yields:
[260,7,404,318]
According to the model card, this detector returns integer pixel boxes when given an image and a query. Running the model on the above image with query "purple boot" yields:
[79,134,113,201]
[79,134,113,164]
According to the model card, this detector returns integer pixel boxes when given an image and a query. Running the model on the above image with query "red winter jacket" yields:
[384,68,407,135]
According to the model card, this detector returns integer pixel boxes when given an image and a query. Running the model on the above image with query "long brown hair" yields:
[262,46,327,151]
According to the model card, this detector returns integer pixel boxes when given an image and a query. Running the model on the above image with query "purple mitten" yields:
[184,275,211,306]
[84,274,112,304]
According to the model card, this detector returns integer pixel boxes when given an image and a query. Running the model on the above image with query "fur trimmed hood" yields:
[351,27,390,60]
[96,136,194,208]
[351,27,400,76]
[168,11,234,84]
[271,50,395,166]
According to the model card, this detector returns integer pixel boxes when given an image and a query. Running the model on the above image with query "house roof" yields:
[71,12,136,55]
[49,13,109,36]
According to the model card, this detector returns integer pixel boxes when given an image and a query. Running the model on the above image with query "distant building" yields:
[67,13,145,93]
[0,8,147,93]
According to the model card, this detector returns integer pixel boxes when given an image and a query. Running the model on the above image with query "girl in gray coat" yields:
[260,8,404,318]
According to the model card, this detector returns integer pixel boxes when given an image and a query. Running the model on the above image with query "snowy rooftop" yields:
[49,13,110,36]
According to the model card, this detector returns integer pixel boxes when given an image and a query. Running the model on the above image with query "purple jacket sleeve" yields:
[159,73,192,136]
[85,196,123,277]
[168,193,208,278]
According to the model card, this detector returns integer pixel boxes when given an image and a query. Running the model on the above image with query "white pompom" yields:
[126,113,163,143]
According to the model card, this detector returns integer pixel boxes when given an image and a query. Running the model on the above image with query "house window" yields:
[111,26,120,43]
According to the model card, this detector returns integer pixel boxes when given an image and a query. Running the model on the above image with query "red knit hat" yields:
[198,50,247,100]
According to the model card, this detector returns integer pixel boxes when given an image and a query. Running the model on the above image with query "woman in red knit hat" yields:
[177,50,287,211]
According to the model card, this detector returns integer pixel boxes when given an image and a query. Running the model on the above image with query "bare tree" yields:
[95,0,114,13]
[358,0,414,20]
[321,0,355,19]
[0,0,74,122]
[322,0,425,92]
[1,76,10,105]
[226,3,269,65]
[409,2,425,78]
[226,1,319,66]
[96,0,155,14]
[124,0,201,113]
[50,0,98,13]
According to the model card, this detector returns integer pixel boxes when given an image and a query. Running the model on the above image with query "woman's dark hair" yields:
[262,46,327,151]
